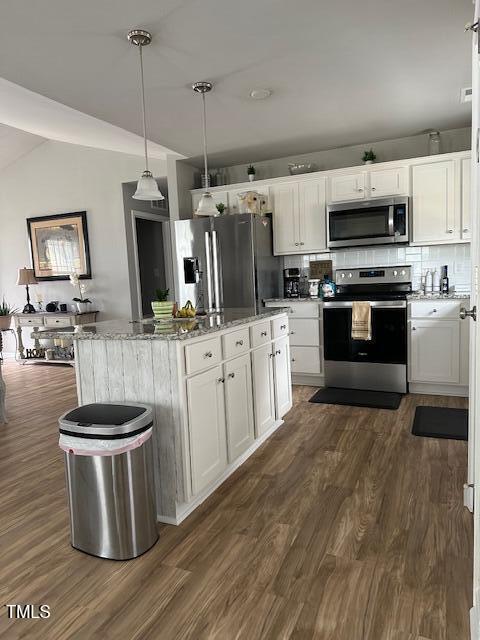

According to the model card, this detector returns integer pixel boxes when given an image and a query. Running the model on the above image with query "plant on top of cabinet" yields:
[247,164,256,182]
[362,149,376,164]
[216,202,226,215]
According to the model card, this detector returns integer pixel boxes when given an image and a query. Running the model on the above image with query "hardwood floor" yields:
[0,362,472,640]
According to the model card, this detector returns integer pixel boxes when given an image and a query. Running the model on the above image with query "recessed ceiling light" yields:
[249,89,272,100]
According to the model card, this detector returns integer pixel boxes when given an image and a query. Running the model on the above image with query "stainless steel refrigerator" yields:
[172,214,281,312]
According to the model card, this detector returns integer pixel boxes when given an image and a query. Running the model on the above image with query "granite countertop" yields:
[407,292,470,300]
[31,306,289,342]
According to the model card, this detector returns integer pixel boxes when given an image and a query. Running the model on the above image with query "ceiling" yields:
[0,0,473,166]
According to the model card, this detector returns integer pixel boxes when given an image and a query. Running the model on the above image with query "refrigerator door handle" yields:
[204,231,214,312]
[211,230,223,311]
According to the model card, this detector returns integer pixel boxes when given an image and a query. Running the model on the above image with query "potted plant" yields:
[151,288,175,319]
[0,298,17,330]
[247,164,256,182]
[362,149,376,165]
[70,272,92,313]
[216,202,226,216]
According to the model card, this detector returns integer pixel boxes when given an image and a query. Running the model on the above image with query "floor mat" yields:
[411,405,468,441]
[309,387,403,410]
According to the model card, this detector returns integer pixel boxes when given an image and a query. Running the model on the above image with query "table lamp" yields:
[17,267,38,314]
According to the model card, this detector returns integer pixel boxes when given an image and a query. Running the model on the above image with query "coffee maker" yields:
[283,268,300,298]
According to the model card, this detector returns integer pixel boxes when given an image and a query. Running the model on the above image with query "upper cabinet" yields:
[461,157,471,241]
[270,178,327,255]
[329,172,366,202]
[369,167,408,198]
[411,158,471,245]
[329,167,408,203]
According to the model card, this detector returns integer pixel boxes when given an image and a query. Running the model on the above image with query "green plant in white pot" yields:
[151,289,174,319]
[0,298,17,330]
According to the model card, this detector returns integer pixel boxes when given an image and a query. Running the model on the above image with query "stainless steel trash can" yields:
[58,403,158,560]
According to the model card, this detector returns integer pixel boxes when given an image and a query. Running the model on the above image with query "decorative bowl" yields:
[288,163,317,175]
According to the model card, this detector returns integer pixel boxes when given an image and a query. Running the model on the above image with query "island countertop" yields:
[32,306,290,342]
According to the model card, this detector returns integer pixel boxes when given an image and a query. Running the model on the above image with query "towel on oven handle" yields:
[351,301,372,341]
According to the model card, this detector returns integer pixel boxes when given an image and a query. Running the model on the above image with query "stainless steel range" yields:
[323,266,412,393]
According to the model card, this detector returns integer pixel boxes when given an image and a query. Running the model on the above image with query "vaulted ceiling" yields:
[0,0,472,166]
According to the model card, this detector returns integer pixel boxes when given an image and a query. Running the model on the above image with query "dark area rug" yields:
[309,387,403,410]
[411,405,468,441]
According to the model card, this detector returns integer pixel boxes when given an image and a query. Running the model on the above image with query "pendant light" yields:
[192,81,218,216]
[127,29,164,201]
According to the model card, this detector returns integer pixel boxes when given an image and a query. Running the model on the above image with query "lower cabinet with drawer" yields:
[182,313,292,511]
[265,300,323,386]
[408,299,469,396]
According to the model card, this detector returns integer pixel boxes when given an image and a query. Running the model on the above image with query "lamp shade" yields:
[195,192,218,216]
[17,268,37,286]
[133,170,164,201]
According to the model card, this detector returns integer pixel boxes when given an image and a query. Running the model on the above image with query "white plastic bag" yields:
[59,427,152,457]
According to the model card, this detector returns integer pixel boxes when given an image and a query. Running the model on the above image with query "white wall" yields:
[219,127,471,185]
[0,140,166,353]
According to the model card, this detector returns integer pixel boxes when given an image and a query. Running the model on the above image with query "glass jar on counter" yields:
[308,279,320,298]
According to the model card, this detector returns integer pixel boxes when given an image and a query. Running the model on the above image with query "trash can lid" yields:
[59,403,153,439]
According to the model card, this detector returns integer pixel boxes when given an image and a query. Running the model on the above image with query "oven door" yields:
[323,300,407,392]
[328,199,394,248]
[323,301,407,364]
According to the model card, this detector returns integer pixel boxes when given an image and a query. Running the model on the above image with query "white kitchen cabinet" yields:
[461,156,471,240]
[273,337,293,418]
[270,179,327,255]
[270,182,299,254]
[329,172,366,202]
[291,345,323,376]
[251,344,276,437]
[411,160,459,244]
[224,354,255,461]
[186,365,228,494]
[369,167,408,198]
[410,319,460,384]
[289,318,320,346]
[191,190,229,215]
[298,179,327,252]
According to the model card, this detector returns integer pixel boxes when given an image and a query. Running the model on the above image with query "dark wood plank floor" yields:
[0,362,472,640]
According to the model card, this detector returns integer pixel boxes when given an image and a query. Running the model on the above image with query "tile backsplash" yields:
[283,244,471,292]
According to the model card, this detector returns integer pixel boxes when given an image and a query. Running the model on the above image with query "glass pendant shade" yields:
[133,170,164,201]
[195,191,218,216]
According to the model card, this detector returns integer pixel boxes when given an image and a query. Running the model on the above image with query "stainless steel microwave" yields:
[327,197,409,249]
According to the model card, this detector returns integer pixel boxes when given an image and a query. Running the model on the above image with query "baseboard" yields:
[157,418,285,526]
[471,605,479,640]
[409,382,469,398]
[292,373,324,387]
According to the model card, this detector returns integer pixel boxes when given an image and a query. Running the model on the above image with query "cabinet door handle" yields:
[228,372,235,378]
[217,377,225,383]
[276,349,281,355]
[204,351,213,358]
[280,324,286,330]
[357,187,363,192]
[235,340,244,346]
[412,327,416,331]
[294,242,300,246]
[290,331,295,335]
[463,228,469,233]
[292,358,296,362]
[300,242,305,245]
[269,353,275,358]
[371,186,376,191]
[261,331,267,336]
[447,229,453,234]
[432,309,437,313]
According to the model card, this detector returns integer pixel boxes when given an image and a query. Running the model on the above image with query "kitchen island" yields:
[36,307,292,524]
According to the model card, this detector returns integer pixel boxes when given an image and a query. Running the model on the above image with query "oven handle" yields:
[323,301,406,309]
[388,205,395,236]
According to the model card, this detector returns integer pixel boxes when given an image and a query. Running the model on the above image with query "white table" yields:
[13,311,98,362]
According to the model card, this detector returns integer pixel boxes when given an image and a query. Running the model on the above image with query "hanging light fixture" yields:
[192,81,218,216]
[127,29,164,201]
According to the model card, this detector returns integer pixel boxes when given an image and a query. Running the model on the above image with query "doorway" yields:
[131,211,171,318]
